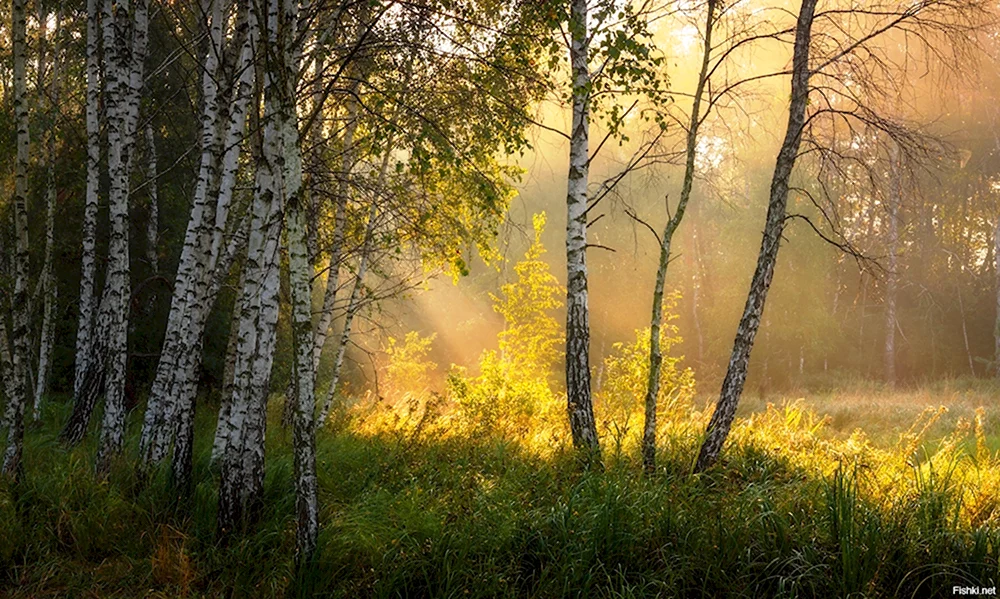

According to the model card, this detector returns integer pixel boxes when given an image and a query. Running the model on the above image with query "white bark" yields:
[139,0,238,468]
[218,0,285,529]
[281,0,318,556]
[145,123,160,273]
[3,0,31,480]
[312,96,359,369]
[564,0,599,457]
[74,0,102,400]
[34,8,63,420]
[96,0,150,473]
[169,6,258,489]
[212,267,246,464]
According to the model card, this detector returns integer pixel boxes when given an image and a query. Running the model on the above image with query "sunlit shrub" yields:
[352,331,446,442]
[595,291,696,458]
[449,213,565,441]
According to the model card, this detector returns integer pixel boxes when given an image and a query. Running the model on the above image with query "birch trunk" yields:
[565,0,600,458]
[317,202,377,423]
[97,0,150,474]
[73,0,102,401]
[145,123,160,273]
[140,0,244,469]
[994,220,1000,378]
[218,0,285,531]
[288,180,319,562]
[694,0,816,473]
[3,0,31,481]
[641,0,714,473]
[34,8,62,420]
[0,326,16,432]
[212,267,246,464]
[168,6,257,489]
[311,95,359,370]
[884,143,900,387]
[281,0,319,555]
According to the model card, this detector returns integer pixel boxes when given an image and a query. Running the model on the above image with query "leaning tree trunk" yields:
[34,8,62,420]
[565,0,600,459]
[884,142,900,387]
[140,1,254,473]
[218,2,285,531]
[311,93,359,370]
[2,0,31,481]
[317,201,378,423]
[694,0,816,473]
[211,267,246,464]
[317,139,396,424]
[641,0,715,473]
[168,7,257,492]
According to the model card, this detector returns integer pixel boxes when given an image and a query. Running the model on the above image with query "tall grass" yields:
[1,393,998,598]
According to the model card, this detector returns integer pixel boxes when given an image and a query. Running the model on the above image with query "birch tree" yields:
[552,0,669,461]
[217,0,285,532]
[693,0,985,472]
[145,123,160,274]
[2,0,31,481]
[96,0,150,474]
[277,0,320,561]
[139,0,257,482]
[34,6,63,420]
[71,0,103,409]
[631,0,718,473]
[694,0,816,472]
[564,0,600,457]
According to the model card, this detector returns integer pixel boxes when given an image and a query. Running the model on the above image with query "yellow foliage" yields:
[596,291,696,457]
[448,212,565,441]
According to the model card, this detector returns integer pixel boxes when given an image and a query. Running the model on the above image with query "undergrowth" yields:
[1,390,998,598]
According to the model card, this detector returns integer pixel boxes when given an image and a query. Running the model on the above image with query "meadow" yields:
[2,379,998,598]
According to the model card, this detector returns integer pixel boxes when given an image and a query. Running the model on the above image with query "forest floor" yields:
[2,381,999,598]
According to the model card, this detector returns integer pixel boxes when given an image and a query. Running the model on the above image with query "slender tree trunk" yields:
[218,0,285,531]
[212,267,245,464]
[884,143,900,387]
[34,8,62,420]
[694,0,816,473]
[565,0,600,459]
[318,201,378,423]
[145,122,160,273]
[312,95,359,369]
[73,0,102,403]
[2,0,31,481]
[641,0,715,473]
[994,220,1000,378]
[281,0,319,556]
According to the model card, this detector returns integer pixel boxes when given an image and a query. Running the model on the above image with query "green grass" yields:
[1,389,998,598]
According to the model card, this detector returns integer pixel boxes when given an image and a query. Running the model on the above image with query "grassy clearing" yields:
[1,385,999,598]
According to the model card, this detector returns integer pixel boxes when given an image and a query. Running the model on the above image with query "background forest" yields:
[2,0,1000,597]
